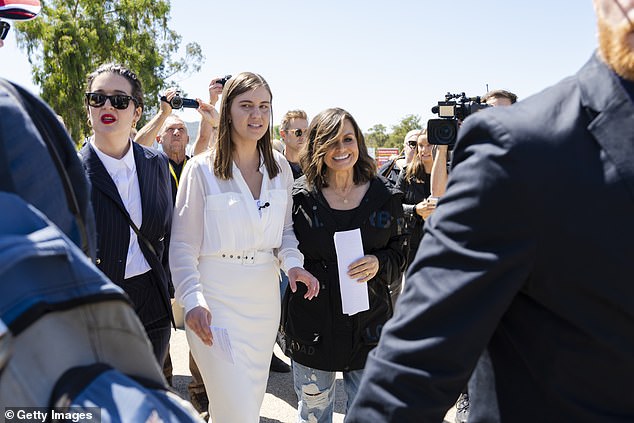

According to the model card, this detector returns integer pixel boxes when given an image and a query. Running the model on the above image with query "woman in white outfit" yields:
[169,72,319,423]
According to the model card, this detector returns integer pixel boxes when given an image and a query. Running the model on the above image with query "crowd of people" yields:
[3,0,634,421]
[73,60,442,422]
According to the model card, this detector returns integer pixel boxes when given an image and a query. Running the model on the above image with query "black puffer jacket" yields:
[396,169,431,267]
[282,175,408,371]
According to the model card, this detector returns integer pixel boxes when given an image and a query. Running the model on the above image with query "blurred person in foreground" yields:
[455,86,517,423]
[347,0,634,421]
[285,107,407,423]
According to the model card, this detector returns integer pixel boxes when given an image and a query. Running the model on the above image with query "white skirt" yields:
[186,255,280,423]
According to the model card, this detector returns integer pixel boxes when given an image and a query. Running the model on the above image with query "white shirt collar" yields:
[91,138,136,175]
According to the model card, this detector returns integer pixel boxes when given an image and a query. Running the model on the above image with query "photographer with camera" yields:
[135,76,227,152]
[135,87,180,147]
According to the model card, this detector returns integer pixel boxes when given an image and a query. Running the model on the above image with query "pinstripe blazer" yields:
[79,141,173,322]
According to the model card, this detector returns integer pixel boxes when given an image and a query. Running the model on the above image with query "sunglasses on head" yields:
[287,128,307,137]
[0,21,9,41]
[85,92,138,110]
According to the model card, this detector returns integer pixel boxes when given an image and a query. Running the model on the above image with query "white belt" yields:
[209,249,274,265]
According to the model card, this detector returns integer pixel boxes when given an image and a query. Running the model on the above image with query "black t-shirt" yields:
[169,157,189,205]
[289,161,303,180]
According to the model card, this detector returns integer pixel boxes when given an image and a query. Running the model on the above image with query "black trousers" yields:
[123,271,171,366]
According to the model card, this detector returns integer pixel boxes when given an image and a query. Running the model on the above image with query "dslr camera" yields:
[216,75,232,86]
[427,92,489,145]
[160,91,199,110]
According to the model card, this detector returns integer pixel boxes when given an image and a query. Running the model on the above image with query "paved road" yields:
[168,328,456,422]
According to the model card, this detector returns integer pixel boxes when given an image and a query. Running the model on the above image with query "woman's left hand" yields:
[348,255,379,283]
[287,267,320,300]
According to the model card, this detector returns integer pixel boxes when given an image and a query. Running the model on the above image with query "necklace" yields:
[332,184,354,204]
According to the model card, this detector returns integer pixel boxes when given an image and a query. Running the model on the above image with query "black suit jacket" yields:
[347,53,634,422]
[80,141,173,324]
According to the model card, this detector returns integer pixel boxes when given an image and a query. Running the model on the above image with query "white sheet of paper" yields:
[334,228,369,316]
[209,326,235,365]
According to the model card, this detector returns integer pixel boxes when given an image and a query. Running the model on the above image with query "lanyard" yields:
[169,157,186,190]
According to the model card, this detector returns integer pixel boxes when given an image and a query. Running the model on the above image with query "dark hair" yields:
[85,63,144,112]
[213,72,279,180]
[482,89,518,104]
[300,107,376,190]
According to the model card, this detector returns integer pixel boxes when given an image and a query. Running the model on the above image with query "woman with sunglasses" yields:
[395,129,448,267]
[169,72,319,423]
[79,63,173,366]
[378,129,421,186]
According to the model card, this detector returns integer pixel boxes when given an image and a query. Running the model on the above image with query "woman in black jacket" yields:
[396,130,448,267]
[79,63,173,365]
[283,108,407,423]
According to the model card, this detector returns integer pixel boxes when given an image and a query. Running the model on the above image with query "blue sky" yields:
[0,0,597,132]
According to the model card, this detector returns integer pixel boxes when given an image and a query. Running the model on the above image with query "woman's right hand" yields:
[185,306,213,346]
[415,197,438,220]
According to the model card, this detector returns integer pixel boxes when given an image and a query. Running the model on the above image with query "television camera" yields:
[427,92,489,145]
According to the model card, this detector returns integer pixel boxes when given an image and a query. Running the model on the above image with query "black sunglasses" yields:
[287,128,307,137]
[0,21,10,41]
[85,92,138,110]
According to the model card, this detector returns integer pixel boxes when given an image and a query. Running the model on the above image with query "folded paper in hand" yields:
[334,228,369,315]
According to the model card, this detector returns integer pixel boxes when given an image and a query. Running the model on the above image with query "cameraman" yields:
[482,89,518,107]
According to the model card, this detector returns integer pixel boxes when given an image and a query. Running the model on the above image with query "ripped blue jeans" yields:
[292,360,364,423]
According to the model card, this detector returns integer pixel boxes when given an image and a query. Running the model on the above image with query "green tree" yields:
[364,124,389,148]
[387,114,421,147]
[14,0,204,142]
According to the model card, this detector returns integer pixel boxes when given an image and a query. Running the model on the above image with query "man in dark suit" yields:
[347,1,634,422]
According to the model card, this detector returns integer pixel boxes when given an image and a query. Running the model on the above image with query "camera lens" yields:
[427,119,458,145]
[170,96,183,109]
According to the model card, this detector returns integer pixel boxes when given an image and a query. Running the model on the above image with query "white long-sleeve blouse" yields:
[169,149,303,313]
